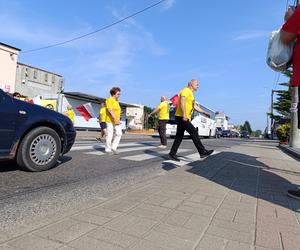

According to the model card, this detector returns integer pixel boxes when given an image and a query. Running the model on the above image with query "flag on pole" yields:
[76,102,96,121]
[170,94,179,108]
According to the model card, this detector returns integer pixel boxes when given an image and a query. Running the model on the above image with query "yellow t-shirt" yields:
[158,101,170,120]
[105,97,121,124]
[99,106,106,123]
[175,87,195,120]
[66,109,75,124]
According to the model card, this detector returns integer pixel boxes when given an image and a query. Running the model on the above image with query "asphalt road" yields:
[0,136,251,233]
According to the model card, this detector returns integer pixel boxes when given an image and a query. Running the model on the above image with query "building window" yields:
[34,70,37,79]
[45,73,48,82]
[25,68,28,77]
[52,75,56,83]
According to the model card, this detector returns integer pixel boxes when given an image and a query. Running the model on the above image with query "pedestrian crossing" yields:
[70,141,220,166]
[121,148,191,161]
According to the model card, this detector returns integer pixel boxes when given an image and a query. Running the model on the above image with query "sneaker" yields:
[158,145,167,149]
[105,151,114,155]
[96,137,103,143]
[112,149,119,155]
[168,153,180,162]
[287,189,300,200]
[200,149,214,158]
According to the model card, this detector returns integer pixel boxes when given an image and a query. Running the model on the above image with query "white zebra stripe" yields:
[121,148,191,161]
[163,151,220,167]
[84,145,157,156]
[71,142,157,151]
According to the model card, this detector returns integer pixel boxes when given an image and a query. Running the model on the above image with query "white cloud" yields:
[0,4,167,96]
[163,0,175,10]
[233,30,270,41]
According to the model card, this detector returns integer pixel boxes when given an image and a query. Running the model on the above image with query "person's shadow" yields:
[162,151,300,211]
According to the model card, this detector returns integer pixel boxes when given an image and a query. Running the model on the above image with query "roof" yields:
[63,92,140,108]
[0,42,21,51]
[17,62,63,77]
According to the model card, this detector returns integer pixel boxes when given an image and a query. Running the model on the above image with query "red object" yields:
[76,104,93,121]
[170,94,179,108]
[282,6,300,87]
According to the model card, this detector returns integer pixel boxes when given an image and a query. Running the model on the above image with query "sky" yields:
[0,0,293,130]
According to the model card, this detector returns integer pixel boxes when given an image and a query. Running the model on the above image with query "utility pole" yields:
[290,0,300,148]
[290,86,300,147]
[271,90,274,139]
[270,89,280,139]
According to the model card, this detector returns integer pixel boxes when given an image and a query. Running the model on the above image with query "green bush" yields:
[276,123,290,142]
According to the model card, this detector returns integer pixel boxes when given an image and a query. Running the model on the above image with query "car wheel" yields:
[16,127,61,172]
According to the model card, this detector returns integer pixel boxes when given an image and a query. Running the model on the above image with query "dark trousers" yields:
[170,116,205,155]
[158,120,168,146]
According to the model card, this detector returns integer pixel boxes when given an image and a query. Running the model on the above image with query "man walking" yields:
[105,87,122,155]
[169,79,214,161]
[65,105,75,124]
[96,102,107,143]
[148,96,170,148]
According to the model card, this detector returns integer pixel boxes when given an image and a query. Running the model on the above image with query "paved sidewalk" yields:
[279,143,300,161]
[1,142,300,250]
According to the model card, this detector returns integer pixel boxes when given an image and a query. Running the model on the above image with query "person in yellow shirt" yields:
[169,79,214,161]
[148,96,170,148]
[96,102,107,142]
[65,105,75,124]
[105,87,122,154]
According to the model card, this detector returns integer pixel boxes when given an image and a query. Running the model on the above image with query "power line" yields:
[22,0,167,54]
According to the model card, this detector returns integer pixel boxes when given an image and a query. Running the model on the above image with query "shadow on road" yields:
[0,155,72,173]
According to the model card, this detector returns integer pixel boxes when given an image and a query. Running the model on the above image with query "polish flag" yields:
[170,94,179,108]
[76,102,96,121]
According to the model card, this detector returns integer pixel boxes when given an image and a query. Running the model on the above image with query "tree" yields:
[273,87,292,124]
[241,121,253,134]
[253,130,262,137]
[144,106,158,129]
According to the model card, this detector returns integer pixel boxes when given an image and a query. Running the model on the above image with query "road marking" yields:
[71,142,157,151]
[121,149,191,161]
[84,145,157,156]
[163,151,221,167]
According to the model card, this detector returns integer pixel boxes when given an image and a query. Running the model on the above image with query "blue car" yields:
[0,89,76,171]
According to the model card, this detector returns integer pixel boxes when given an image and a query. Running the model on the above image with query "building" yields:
[0,42,21,93]
[15,62,64,97]
[126,105,144,130]
[42,92,144,131]
[0,42,144,130]
[215,112,229,130]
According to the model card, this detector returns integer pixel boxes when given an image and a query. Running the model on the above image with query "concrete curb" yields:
[279,144,300,161]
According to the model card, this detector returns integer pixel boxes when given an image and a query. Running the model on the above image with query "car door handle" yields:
[19,110,27,115]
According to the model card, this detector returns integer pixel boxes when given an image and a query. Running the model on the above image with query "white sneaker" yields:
[158,145,167,149]
[112,149,119,155]
[105,151,113,155]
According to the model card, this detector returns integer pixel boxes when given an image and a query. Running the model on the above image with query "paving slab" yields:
[2,140,300,250]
